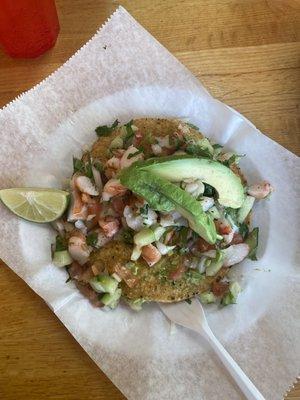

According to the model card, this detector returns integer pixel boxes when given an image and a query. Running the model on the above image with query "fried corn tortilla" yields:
[87,118,228,303]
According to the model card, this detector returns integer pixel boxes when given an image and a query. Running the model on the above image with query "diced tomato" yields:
[98,216,120,238]
[215,219,232,235]
[195,237,215,252]
[114,264,139,288]
[141,244,162,267]
[211,281,229,297]
[168,265,186,281]
[231,233,244,245]
[87,202,102,219]
[133,132,143,147]
[111,196,126,215]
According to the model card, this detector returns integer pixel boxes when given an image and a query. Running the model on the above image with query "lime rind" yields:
[0,188,69,223]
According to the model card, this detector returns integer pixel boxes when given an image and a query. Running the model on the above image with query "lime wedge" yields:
[0,188,69,223]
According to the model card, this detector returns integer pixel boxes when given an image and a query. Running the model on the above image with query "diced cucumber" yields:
[90,275,119,294]
[153,225,166,241]
[198,138,214,155]
[237,196,255,223]
[221,293,232,306]
[109,135,124,150]
[245,227,259,260]
[199,291,217,304]
[208,206,221,220]
[229,281,241,298]
[101,289,122,309]
[221,281,241,306]
[205,250,224,276]
[126,298,146,311]
[131,245,142,261]
[53,250,72,267]
[134,228,156,247]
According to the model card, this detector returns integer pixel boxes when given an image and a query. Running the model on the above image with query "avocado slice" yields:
[119,167,217,244]
[136,155,245,208]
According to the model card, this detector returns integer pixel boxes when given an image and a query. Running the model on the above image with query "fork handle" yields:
[202,326,265,400]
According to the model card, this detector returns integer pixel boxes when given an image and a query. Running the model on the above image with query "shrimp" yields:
[102,179,127,201]
[223,243,250,267]
[75,175,99,196]
[215,218,234,244]
[105,156,121,178]
[156,136,171,148]
[247,181,273,199]
[120,145,144,169]
[151,143,162,155]
[98,216,120,238]
[111,196,127,216]
[159,213,175,227]
[68,233,91,265]
[68,188,88,221]
[182,179,205,198]
[123,205,144,231]
[141,244,162,267]
[200,196,214,211]
[215,218,232,235]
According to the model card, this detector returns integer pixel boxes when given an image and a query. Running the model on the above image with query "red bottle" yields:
[0,0,59,58]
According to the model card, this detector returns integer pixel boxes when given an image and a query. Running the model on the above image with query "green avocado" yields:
[136,155,245,208]
[119,167,217,244]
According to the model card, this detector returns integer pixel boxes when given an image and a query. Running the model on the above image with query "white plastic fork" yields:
[159,298,265,400]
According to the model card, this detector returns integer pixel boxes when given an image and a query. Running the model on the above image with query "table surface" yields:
[0,1,299,399]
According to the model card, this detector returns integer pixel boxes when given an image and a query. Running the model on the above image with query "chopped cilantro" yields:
[185,144,212,158]
[178,226,189,246]
[186,122,199,130]
[122,228,134,244]
[128,148,143,159]
[95,119,119,137]
[73,153,94,180]
[145,131,155,144]
[86,232,98,247]
[55,235,67,252]
[85,153,94,180]
[224,207,237,220]
[73,157,85,174]
[239,222,249,239]
[245,227,259,260]
[212,144,223,150]
[222,154,245,167]
[169,134,181,150]
[185,298,192,304]
[140,203,149,216]
[124,120,134,142]
[185,270,203,284]
[93,161,103,172]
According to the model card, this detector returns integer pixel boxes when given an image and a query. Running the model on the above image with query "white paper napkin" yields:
[0,7,299,400]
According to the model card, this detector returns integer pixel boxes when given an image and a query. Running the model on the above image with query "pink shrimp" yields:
[68,232,91,265]
[75,175,99,196]
[102,179,127,201]
[141,244,162,267]
[68,188,88,221]
[120,145,144,169]
[98,216,120,238]
[247,181,273,199]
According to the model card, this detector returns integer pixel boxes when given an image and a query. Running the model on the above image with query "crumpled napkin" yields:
[0,7,299,400]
